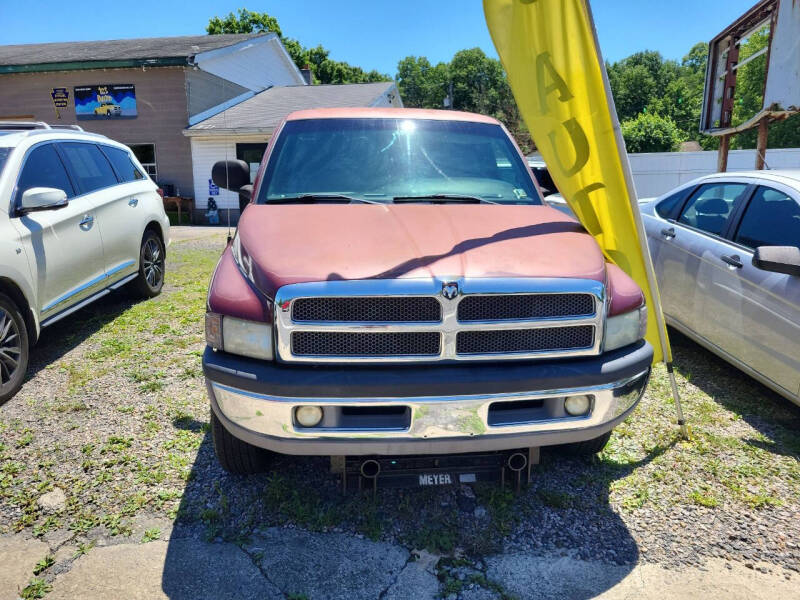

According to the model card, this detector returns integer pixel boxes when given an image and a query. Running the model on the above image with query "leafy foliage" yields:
[396,48,531,153]
[621,113,685,153]
[207,8,390,84]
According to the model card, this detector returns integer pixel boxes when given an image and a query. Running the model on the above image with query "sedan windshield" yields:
[258,118,541,204]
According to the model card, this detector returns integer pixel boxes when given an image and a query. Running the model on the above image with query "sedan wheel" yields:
[0,294,29,405]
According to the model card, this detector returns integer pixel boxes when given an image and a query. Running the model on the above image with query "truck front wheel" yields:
[562,430,612,456]
[211,410,273,474]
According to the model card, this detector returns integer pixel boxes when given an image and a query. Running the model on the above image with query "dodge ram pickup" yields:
[203,107,653,474]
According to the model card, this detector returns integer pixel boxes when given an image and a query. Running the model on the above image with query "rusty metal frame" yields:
[700,0,795,136]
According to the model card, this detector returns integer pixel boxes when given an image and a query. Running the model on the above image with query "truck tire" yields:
[0,293,29,405]
[563,430,612,456]
[129,230,165,298]
[211,409,273,474]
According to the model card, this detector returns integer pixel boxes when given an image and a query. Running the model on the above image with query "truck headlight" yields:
[205,312,273,360]
[604,306,647,352]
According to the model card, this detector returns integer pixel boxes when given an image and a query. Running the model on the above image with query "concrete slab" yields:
[0,535,50,600]
[47,540,282,600]
[485,554,799,600]
[248,528,410,600]
[384,550,440,600]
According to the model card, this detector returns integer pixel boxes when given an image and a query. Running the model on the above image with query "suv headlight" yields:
[604,305,647,352]
[205,312,273,360]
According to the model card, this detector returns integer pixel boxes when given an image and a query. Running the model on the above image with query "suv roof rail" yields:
[0,122,86,132]
[0,121,52,130]
[50,124,85,132]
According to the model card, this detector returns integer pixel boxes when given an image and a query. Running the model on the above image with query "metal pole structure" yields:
[583,0,689,438]
[756,117,769,170]
[718,134,731,172]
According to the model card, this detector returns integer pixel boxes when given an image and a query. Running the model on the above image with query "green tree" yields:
[207,8,281,36]
[395,48,531,152]
[621,113,685,153]
[396,56,449,108]
[207,8,390,85]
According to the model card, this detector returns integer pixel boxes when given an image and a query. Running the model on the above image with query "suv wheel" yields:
[211,410,273,475]
[0,294,29,405]
[130,230,165,298]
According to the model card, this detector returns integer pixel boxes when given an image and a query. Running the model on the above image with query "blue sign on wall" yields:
[74,84,137,120]
[208,179,220,196]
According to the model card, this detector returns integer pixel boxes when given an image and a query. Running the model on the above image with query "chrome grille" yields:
[458,293,595,321]
[292,331,440,357]
[275,278,605,363]
[456,326,594,355]
[292,296,441,322]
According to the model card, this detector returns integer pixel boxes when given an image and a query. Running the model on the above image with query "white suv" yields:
[0,122,170,403]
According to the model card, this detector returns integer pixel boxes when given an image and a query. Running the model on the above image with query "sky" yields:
[0,0,759,74]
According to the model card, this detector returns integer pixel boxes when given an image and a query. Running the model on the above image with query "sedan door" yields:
[57,142,141,282]
[705,184,800,399]
[649,182,749,333]
[9,143,106,320]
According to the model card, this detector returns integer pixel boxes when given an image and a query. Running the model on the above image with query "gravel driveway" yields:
[1,227,798,599]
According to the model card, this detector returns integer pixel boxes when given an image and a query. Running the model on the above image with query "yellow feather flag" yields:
[484,0,671,364]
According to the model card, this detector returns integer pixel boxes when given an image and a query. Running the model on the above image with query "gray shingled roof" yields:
[187,82,398,134]
[0,33,267,67]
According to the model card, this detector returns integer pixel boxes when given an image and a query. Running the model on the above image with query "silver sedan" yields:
[640,171,800,406]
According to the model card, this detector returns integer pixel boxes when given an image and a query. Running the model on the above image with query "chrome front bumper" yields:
[208,368,650,455]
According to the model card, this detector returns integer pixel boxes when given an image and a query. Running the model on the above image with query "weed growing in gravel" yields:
[73,540,96,558]
[142,527,161,542]
[20,578,51,599]
[32,554,54,575]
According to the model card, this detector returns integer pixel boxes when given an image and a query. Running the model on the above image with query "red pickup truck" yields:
[203,108,652,474]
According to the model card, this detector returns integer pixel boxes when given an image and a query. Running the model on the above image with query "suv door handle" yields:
[79,215,94,229]
[660,227,676,239]
[128,198,139,207]
[721,254,743,269]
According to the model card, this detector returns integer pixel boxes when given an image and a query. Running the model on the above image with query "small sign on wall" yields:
[50,88,69,119]
[74,84,137,120]
[208,179,220,196]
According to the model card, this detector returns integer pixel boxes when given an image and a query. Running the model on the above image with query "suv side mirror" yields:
[212,160,250,192]
[20,187,68,213]
[752,246,800,277]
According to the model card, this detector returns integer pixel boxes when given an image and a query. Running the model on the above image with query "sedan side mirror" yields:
[212,160,250,192]
[752,246,800,277]
[19,187,68,214]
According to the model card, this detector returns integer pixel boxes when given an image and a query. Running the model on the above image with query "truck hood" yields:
[235,204,607,299]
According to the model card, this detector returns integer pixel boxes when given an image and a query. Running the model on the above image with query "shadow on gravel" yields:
[668,327,800,458]
[159,426,670,598]
[23,291,136,382]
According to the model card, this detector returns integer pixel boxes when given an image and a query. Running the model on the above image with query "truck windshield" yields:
[258,118,541,205]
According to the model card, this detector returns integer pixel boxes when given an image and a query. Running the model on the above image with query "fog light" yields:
[565,395,591,416]
[295,405,323,427]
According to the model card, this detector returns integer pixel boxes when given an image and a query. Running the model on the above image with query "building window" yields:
[127,143,157,180]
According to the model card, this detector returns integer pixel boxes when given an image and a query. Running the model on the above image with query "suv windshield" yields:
[258,118,541,204]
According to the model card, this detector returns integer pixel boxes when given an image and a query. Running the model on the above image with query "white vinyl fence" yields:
[627,148,800,198]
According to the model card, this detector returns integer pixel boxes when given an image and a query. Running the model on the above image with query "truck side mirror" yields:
[212,160,250,192]
[752,246,800,277]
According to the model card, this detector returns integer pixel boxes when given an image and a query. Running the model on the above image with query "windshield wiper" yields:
[392,194,498,204]
[269,194,379,204]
